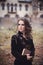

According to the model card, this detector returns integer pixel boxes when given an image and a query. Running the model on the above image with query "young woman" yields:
[11,17,35,65]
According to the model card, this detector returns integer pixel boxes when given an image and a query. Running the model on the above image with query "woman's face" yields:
[17,20,25,33]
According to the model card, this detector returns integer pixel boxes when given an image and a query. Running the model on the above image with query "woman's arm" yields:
[29,39,35,61]
[11,35,22,59]
[26,39,35,61]
[30,39,35,57]
[11,35,26,59]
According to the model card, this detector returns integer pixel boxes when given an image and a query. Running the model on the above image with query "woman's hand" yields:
[22,48,32,60]
[26,54,32,60]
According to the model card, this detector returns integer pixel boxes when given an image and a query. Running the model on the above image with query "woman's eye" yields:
[18,24,25,26]
[22,24,25,26]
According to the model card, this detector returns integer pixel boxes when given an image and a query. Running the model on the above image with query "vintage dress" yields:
[11,31,35,65]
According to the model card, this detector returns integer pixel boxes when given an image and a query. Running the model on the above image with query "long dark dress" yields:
[11,31,35,65]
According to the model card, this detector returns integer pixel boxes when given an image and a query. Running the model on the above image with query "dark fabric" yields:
[11,31,35,65]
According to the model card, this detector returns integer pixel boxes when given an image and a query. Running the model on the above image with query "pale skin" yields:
[17,20,32,60]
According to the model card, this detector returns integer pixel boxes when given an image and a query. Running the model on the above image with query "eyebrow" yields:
[18,23,25,25]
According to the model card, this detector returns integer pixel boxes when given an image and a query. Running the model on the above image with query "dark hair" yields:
[17,17,32,39]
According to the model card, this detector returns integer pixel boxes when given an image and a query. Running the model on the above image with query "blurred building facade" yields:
[0,0,43,17]
[0,0,32,17]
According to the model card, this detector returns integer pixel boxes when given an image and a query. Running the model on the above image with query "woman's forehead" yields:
[18,20,24,24]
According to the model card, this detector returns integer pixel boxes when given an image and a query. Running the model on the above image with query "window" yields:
[14,3,17,11]
[24,14,29,18]
[1,3,5,10]
[11,3,13,12]
[7,3,10,12]
[25,5,28,11]
[19,4,22,10]
[39,2,43,10]
[4,14,10,17]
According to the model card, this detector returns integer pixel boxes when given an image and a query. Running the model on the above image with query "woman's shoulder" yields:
[11,34,17,40]
[28,38,34,45]
[28,38,33,41]
[30,38,33,41]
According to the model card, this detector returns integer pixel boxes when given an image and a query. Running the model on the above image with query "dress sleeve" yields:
[11,35,26,59]
[30,39,35,61]
[11,35,20,58]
